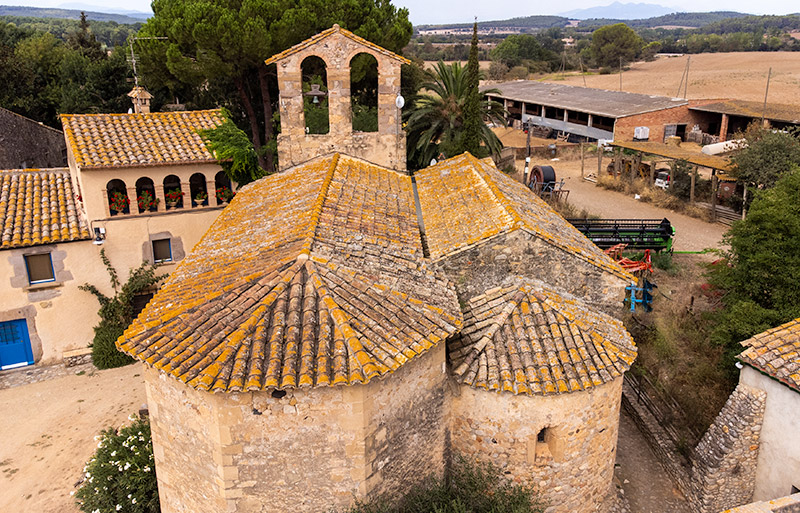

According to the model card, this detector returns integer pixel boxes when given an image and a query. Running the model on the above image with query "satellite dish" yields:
[395,94,405,109]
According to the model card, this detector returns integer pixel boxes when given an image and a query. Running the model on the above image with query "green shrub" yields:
[80,249,164,369]
[75,415,159,513]
[340,456,546,513]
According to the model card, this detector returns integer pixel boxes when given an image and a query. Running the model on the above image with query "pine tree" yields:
[462,19,482,156]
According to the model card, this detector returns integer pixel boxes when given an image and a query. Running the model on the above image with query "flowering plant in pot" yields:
[109,191,129,214]
[165,188,183,208]
[137,190,159,212]
[216,186,234,203]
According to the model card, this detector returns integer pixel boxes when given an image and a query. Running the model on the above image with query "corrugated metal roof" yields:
[609,141,735,171]
[689,100,800,124]
[484,81,687,119]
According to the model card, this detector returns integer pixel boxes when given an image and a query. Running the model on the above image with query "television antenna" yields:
[128,36,168,87]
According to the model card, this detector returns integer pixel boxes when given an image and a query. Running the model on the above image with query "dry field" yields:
[541,52,800,105]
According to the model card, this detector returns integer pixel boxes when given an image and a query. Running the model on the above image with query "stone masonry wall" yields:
[434,230,628,314]
[144,368,227,513]
[690,383,767,513]
[449,376,624,513]
[362,342,449,499]
[275,29,406,171]
[146,341,449,512]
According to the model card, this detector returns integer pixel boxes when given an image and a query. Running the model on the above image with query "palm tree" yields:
[404,61,506,170]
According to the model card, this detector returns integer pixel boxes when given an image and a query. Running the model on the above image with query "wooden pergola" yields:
[607,141,736,222]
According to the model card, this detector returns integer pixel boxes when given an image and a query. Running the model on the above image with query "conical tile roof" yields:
[449,278,636,396]
[119,154,461,392]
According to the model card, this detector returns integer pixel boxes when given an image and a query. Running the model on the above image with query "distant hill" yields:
[577,11,751,29]
[560,2,674,21]
[0,5,145,24]
[416,15,569,33]
[57,3,150,19]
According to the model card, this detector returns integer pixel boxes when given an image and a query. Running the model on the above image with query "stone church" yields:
[118,26,637,513]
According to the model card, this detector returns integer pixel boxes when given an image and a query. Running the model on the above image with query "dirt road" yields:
[554,158,728,252]
[0,364,146,513]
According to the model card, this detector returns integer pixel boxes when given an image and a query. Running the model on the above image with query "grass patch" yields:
[624,254,736,440]
[596,175,711,222]
[338,456,546,513]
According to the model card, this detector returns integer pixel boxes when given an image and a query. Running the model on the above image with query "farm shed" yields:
[689,100,800,142]
[484,81,706,143]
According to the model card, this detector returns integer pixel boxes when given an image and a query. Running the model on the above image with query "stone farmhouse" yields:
[115,26,639,513]
[0,106,232,369]
[0,107,67,170]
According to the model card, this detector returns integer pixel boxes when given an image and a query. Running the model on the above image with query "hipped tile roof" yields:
[118,154,461,392]
[61,110,223,169]
[414,153,634,281]
[449,279,636,395]
[739,318,800,392]
[0,168,90,248]
[264,24,410,66]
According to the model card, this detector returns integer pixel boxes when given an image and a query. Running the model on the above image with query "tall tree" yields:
[591,23,643,68]
[462,20,482,156]
[404,62,506,170]
[136,0,412,173]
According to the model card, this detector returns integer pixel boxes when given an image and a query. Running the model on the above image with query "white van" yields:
[654,171,670,190]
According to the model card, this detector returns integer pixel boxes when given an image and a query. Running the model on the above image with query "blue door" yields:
[0,319,34,370]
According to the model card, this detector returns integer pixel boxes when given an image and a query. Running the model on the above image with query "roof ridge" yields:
[264,25,410,66]
[300,153,340,258]
[454,287,525,378]
[60,108,223,120]
[466,152,523,229]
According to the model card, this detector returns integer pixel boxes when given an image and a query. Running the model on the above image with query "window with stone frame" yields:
[24,253,55,284]
[152,239,172,264]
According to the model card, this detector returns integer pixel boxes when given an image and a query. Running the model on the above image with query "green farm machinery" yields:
[567,218,675,253]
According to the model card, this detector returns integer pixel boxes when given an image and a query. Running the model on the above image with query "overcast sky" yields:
[8,1,800,25]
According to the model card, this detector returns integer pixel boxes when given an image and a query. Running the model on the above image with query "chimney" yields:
[127,86,153,114]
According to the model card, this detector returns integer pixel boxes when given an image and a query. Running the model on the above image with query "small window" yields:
[792,485,799,494]
[537,428,547,443]
[152,239,172,264]
[24,253,55,284]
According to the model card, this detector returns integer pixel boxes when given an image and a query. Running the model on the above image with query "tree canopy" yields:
[404,62,505,170]
[731,124,800,189]
[590,23,643,68]
[461,21,482,157]
[491,34,555,69]
[136,0,413,172]
[707,167,800,366]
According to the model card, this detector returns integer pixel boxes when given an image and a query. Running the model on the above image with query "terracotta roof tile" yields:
[0,168,90,249]
[739,318,800,392]
[60,110,223,169]
[264,24,410,66]
[118,154,461,392]
[450,278,637,395]
[414,153,634,281]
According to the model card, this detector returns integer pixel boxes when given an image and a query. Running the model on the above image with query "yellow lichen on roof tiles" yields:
[60,109,223,169]
[118,154,461,393]
[739,317,800,392]
[0,168,90,249]
[450,277,636,396]
[264,25,410,66]
[415,153,633,281]
[414,154,515,259]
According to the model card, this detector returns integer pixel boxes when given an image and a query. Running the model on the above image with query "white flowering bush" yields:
[75,415,160,513]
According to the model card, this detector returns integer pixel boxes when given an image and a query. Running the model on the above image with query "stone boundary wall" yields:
[690,384,767,513]
[622,380,768,513]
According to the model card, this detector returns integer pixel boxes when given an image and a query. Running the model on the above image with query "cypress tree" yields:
[462,19,482,156]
